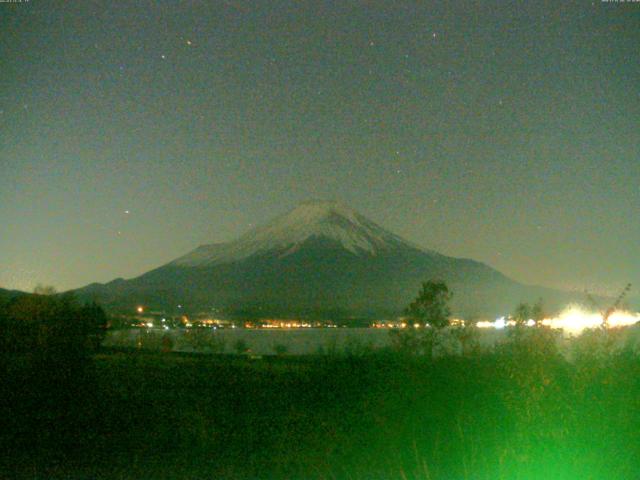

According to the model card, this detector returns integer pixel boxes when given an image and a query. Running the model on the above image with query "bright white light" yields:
[607,310,640,328]
[146,322,153,328]
[476,321,494,329]
[541,307,600,334]
[472,307,639,334]
[542,306,640,335]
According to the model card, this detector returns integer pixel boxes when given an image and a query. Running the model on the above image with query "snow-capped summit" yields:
[170,200,416,267]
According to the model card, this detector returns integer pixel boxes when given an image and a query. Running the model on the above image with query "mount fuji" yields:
[75,200,577,320]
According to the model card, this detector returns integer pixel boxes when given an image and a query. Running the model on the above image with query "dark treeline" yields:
[0,291,107,358]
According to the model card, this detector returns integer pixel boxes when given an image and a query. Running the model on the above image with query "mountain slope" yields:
[75,201,585,319]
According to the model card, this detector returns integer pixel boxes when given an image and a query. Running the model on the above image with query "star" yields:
[186,39,192,46]
[432,33,437,39]
[161,54,166,59]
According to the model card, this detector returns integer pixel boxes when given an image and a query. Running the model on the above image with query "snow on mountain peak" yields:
[171,200,417,267]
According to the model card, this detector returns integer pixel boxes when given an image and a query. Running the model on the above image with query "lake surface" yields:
[105,327,394,355]
[104,325,640,357]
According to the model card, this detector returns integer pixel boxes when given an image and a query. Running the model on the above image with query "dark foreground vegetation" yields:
[1,341,640,478]
[2,290,640,479]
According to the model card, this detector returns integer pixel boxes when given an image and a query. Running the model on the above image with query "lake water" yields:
[105,327,394,356]
[104,325,640,357]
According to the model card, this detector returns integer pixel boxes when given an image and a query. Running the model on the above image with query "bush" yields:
[273,343,288,356]
[389,325,481,358]
[234,338,249,355]
[389,327,435,356]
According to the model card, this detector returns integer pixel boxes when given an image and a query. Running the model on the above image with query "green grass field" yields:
[2,337,640,479]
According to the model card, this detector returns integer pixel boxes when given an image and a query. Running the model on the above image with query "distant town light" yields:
[136,306,144,313]
[476,321,494,328]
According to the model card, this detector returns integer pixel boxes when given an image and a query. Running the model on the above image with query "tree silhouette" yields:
[234,339,249,355]
[531,298,545,326]
[586,283,632,330]
[405,280,452,329]
[513,302,531,327]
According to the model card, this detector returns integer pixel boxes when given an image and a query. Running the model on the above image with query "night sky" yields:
[1,0,638,297]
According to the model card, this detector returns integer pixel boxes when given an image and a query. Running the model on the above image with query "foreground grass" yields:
[2,339,640,479]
